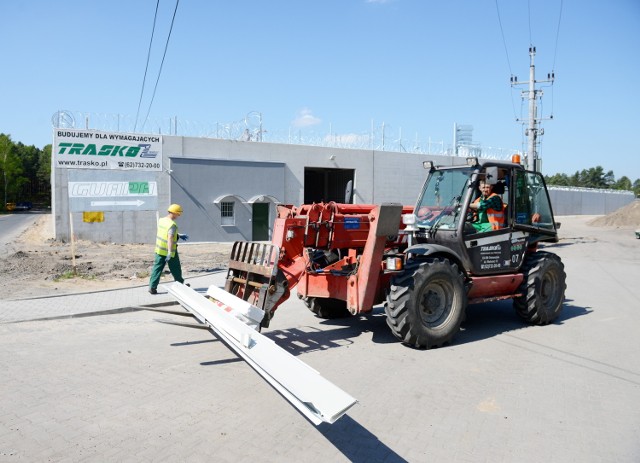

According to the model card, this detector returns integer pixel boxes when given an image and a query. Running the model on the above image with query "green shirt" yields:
[471,193,503,232]
[475,194,503,223]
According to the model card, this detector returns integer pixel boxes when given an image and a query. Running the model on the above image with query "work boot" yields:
[149,288,157,295]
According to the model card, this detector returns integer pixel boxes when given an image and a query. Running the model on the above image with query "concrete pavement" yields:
[0,273,214,324]
[1,216,639,462]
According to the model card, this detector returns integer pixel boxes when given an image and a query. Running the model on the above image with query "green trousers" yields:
[471,221,494,233]
[149,250,184,290]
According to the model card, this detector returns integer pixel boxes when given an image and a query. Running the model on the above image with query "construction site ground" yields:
[1,205,639,462]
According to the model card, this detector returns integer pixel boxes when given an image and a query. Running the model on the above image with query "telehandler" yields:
[220,156,566,349]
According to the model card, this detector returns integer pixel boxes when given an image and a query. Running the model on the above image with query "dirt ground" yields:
[1,214,233,299]
[2,200,638,300]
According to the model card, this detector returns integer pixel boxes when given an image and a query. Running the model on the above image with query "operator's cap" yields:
[168,203,183,215]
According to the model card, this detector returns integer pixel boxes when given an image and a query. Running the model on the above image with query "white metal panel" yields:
[165,283,357,425]
[205,285,265,329]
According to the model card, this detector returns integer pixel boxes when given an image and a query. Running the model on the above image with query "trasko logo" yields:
[57,143,158,159]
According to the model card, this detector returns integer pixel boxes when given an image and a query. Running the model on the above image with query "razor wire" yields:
[51,110,518,160]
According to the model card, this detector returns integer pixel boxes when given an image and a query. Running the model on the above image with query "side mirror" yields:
[344,180,353,203]
[485,166,499,185]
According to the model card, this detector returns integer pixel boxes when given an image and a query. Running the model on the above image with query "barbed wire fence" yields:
[51,110,519,160]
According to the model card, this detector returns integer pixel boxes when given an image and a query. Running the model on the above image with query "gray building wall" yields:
[548,187,635,216]
[52,134,636,244]
[169,157,285,242]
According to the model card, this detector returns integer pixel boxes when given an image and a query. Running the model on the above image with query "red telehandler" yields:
[222,157,566,349]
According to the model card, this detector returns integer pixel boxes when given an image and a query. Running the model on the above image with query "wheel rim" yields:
[419,278,453,327]
[540,268,560,308]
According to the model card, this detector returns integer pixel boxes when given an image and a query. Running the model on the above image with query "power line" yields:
[494,0,518,120]
[527,0,533,45]
[498,0,562,172]
[134,0,160,132]
[141,0,180,132]
[550,0,564,118]
[494,0,513,75]
[552,0,564,71]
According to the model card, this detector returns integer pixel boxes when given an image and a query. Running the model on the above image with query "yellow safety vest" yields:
[155,217,178,257]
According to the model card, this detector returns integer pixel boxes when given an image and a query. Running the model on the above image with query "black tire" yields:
[306,297,351,319]
[298,293,312,308]
[385,258,466,349]
[514,251,566,324]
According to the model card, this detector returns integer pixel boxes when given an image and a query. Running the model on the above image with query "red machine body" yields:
[224,202,411,326]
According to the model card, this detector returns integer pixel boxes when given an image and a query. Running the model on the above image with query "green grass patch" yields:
[53,270,97,282]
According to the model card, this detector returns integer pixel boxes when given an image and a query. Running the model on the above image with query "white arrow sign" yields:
[90,200,145,207]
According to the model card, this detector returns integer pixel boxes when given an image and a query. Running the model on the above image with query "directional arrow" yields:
[90,200,145,207]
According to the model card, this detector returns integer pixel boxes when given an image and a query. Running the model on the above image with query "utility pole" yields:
[511,46,555,172]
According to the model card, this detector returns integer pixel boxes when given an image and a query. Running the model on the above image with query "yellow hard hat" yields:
[168,204,183,215]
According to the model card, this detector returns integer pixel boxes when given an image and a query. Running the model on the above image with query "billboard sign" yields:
[53,128,162,171]
[68,180,158,212]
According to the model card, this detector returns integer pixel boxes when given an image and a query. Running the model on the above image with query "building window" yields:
[221,201,235,226]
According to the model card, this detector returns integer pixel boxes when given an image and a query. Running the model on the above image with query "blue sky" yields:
[2,0,639,181]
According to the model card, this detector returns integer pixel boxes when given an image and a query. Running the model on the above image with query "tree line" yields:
[0,133,51,209]
[0,132,638,211]
[544,166,640,195]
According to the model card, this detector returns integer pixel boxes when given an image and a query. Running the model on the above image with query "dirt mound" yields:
[588,200,640,227]
[1,214,233,299]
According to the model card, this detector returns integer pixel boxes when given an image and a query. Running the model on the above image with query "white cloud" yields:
[291,108,322,128]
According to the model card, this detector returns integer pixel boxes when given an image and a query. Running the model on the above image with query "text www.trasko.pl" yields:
[57,159,108,168]
[56,160,161,169]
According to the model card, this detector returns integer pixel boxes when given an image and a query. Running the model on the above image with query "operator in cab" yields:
[468,180,504,233]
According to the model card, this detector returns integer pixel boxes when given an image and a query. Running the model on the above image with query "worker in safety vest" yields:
[149,204,190,294]
[469,180,505,233]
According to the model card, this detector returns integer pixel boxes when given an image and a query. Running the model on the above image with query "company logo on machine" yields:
[344,217,361,229]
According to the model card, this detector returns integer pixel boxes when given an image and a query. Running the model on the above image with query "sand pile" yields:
[588,200,640,227]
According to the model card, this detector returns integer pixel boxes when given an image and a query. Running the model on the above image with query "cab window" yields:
[513,170,555,231]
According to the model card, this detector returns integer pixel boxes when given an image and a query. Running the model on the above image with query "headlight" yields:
[402,214,416,226]
[386,257,403,271]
